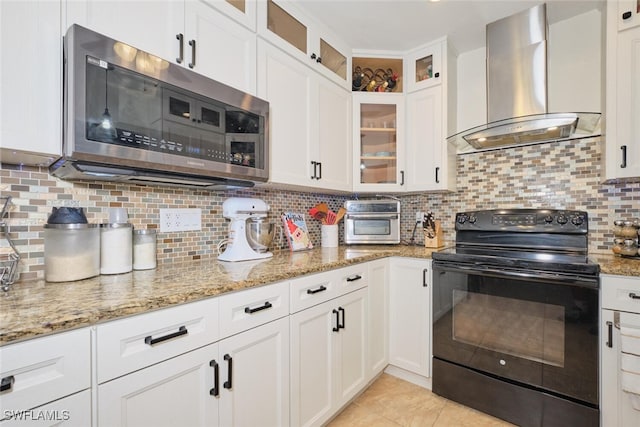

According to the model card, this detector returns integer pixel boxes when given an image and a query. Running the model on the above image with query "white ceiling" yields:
[293,0,604,53]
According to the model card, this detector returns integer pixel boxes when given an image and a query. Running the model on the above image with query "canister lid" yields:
[44,223,98,229]
[133,229,157,235]
[100,223,133,229]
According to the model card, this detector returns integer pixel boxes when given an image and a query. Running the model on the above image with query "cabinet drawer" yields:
[0,328,90,416]
[335,263,368,293]
[1,389,91,427]
[96,298,218,383]
[601,274,640,312]
[219,281,289,338]
[290,270,338,313]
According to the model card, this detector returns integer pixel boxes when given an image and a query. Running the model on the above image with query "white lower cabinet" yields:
[1,390,91,427]
[98,316,289,427]
[601,274,640,427]
[0,328,91,425]
[367,258,389,380]
[388,258,431,377]
[97,342,220,427]
[290,287,368,427]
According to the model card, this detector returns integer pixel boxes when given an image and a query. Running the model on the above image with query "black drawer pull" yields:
[606,321,613,348]
[630,293,640,300]
[307,285,327,295]
[423,268,429,287]
[332,309,340,332]
[621,145,628,168]
[223,354,233,389]
[209,360,219,397]
[623,11,632,20]
[176,33,184,64]
[346,275,362,282]
[244,301,273,314]
[1,376,14,392]
[145,326,188,346]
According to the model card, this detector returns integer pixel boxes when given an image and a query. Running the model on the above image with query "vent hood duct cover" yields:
[448,3,601,153]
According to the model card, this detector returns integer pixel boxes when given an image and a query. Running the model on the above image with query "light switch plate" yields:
[160,208,202,232]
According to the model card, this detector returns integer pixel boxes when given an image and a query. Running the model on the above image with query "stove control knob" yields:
[468,215,477,224]
[571,215,584,226]
[457,214,468,224]
[544,215,554,224]
[557,215,568,225]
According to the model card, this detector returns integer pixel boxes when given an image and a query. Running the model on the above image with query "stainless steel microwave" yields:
[51,25,269,190]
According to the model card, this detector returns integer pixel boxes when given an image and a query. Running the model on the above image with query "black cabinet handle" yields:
[435,167,440,184]
[310,161,316,179]
[423,268,429,287]
[145,326,188,346]
[621,145,628,168]
[311,53,317,60]
[606,321,613,348]
[316,56,322,63]
[623,11,633,20]
[244,301,273,314]
[332,309,340,332]
[346,275,362,282]
[400,170,405,186]
[307,285,327,294]
[223,354,232,389]
[317,162,322,180]
[188,39,196,69]
[338,307,345,330]
[176,33,184,64]
[629,293,640,300]
[209,360,219,397]
[1,375,14,393]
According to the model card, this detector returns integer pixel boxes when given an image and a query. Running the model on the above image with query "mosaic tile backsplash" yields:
[1,136,638,282]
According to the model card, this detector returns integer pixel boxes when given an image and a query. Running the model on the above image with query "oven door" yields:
[432,262,599,405]
[344,213,400,244]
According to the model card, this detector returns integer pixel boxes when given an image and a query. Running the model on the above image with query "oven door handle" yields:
[345,213,398,220]
[434,263,599,288]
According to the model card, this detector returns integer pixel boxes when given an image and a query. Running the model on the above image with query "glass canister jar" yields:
[100,223,133,274]
[133,229,157,270]
[621,220,639,239]
[613,220,626,237]
[44,223,100,282]
[621,239,639,257]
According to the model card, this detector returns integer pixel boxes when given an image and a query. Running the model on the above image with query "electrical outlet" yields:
[415,211,425,224]
[160,208,202,232]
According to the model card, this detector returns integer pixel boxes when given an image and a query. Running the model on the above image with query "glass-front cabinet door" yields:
[406,40,442,93]
[259,0,350,89]
[353,93,405,191]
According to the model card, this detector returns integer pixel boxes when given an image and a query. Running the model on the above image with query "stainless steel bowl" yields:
[246,219,279,253]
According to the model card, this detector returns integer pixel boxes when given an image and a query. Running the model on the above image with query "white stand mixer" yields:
[218,197,274,262]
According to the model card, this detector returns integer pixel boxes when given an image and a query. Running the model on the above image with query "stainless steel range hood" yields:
[448,3,602,153]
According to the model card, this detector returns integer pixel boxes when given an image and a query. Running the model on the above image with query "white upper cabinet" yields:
[605,0,640,180]
[257,0,350,89]
[203,0,257,31]
[66,0,256,94]
[0,0,62,163]
[406,41,443,93]
[257,39,351,192]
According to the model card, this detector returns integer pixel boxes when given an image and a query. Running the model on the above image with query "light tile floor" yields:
[327,373,515,427]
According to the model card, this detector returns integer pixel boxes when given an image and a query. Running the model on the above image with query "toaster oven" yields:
[343,200,400,244]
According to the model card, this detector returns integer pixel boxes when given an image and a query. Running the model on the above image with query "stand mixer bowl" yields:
[246,219,278,253]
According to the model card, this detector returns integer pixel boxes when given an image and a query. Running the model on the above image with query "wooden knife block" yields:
[424,220,444,248]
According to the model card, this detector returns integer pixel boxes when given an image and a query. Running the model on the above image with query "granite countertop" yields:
[0,245,436,346]
[1,246,637,346]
